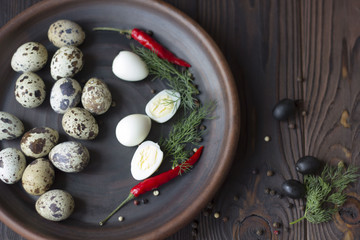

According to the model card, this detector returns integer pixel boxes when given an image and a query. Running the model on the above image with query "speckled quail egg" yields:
[22,158,55,195]
[0,148,26,184]
[115,114,151,147]
[81,78,112,115]
[20,127,59,158]
[0,111,24,140]
[62,107,99,140]
[48,19,85,48]
[50,77,82,114]
[49,141,90,173]
[112,51,149,81]
[11,42,48,73]
[36,189,74,221]
[50,46,84,80]
[14,72,46,108]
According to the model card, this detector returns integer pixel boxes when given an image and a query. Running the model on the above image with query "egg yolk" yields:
[136,145,159,170]
[148,95,175,118]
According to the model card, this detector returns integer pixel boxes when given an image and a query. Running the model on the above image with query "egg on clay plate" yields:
[20,127,59,158]
[81,77,112,115]
[0,148,26,184]
[50,46,84,80]
[50,77,82,114]
[112,51,149,81]
[145,89,181,123]
[22,158,55,196]
[115,114,151,147]
[36,189,75,221]
[48,19,85,48]
[131,141,164,180]
[15,72,46,108]
[11,42,48,73]
[49,141,90,173]
[62,107,99,140]
[0,111,24,140]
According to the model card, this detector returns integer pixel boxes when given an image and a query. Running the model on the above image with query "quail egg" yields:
[36,189,75,221]
[112,51,149,81]
[145,89,181,123]
[49,141,90,173]
[0,148,26,184]
[115,114,151,147]
[20,127,59,158]
[62,107,99,140]
[15,72,46,108]
[0,111,24,140]
[48,19,85,48]
[81,77,112,115]
[50,46,84,80]
[131,141,163,180]
[50,77,82,114]
[22,158,55,195]
[11,42,48,72]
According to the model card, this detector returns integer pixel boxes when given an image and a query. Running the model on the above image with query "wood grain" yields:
[1,0,360,239]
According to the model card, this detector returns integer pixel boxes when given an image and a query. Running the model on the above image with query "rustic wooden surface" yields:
[1,0,360,239]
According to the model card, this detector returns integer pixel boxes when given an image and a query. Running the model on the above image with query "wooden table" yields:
[1,0,360,239]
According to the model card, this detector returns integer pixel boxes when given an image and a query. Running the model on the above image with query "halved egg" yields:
[145,89,181,123]
[131,141,164,180]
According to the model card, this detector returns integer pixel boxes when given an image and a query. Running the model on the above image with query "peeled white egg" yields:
[115,114,151,147]
[145,89,181,123]
[112,51,149,81]
[131,141,163,180]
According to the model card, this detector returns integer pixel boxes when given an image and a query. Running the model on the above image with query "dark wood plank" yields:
[301,0,360,239]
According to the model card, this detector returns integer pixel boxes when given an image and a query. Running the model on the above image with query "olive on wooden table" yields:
[296,156,322,174]
[281,179,305,199]
[272,98,296,121]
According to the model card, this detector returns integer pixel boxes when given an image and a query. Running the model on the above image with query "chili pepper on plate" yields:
[93,27,191,67]
[99,146,204,226]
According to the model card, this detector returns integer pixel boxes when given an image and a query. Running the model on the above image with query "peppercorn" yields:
[288,123,296,129]
[266,170,274,176]
[214,212,220,219]
[142,198,149,204]
[301,110,307,116]
[251,168,259,175]
[153,190,160,196]
[150,89,156,94]
[203,209,210,217]
[296,76,303,82]
[264,136,271,142]
[287,203,294,208]
[264,188,271,194]
[118,216,124,222]
[133,200,140,206]
[191,228,198,237]
[222,217,229,222]
[233,195,239,201]
[199,125,206,131]
[273,222,281,228]
[191,220,199,229]
[256,229,264,236]
[274,230,279,235]
[270,189,276,196]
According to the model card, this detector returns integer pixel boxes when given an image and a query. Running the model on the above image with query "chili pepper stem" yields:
[99,193,135,226]
[93,27,132,36]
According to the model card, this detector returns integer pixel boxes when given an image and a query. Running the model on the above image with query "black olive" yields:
[272,98,297,121]
[281,179,305,199]
[295,156,322,174]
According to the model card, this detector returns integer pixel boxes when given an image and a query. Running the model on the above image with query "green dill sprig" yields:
[160,102,216,169]
[132,46,199,111]
[290,162,359,224]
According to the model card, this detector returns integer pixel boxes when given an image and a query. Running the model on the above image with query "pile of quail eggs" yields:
[1,18,185,223]
[0,19,114,222]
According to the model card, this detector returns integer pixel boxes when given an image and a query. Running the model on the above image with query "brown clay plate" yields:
[0,0,240,239]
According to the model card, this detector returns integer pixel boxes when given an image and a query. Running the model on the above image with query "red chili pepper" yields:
[93,27,191,68]
[99,146,204,226]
